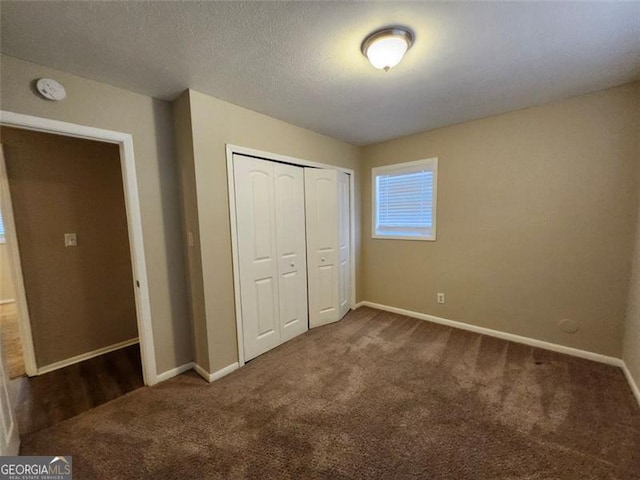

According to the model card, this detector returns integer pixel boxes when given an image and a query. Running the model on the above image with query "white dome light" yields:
[361,27,414,72]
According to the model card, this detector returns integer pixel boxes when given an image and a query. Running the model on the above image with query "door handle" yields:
[321,257,325,262]
[290,262,295,267]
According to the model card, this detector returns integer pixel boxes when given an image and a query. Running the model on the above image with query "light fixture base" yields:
[361,27,415,57]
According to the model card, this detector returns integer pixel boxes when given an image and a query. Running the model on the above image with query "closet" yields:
[232,153,351,361]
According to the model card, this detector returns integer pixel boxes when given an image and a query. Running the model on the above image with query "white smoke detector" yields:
[36,78,66,101]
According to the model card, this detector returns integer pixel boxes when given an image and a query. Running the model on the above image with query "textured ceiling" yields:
[1,1,639,145]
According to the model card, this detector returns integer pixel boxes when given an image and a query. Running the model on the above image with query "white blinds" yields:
[373,160,436,239]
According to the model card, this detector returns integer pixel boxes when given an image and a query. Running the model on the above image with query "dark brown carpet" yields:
[20,307,640,479]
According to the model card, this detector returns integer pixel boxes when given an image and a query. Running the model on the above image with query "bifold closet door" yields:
[234,154,308,361]
[305,169,351,327]
[234,155,280,361]
[338,171,351,319]
[274,163,308,342]
[305,168,341,328]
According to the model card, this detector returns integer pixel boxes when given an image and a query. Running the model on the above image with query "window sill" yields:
[372,234,436,241]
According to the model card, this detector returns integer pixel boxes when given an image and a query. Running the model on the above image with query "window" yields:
[372,158,438,241]
[0,207,5,244]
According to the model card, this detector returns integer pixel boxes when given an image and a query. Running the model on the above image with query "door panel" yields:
[280,272,299,326]
[338,172,351,318]
[250,173,274,261]
[274,163,308,342]
[318,265,337,313]
[255,277,277,337]
[234,154,280,360]
[305,168,339,328]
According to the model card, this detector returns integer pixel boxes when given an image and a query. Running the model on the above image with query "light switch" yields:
[187,231,194,247]
[64,233,77,247]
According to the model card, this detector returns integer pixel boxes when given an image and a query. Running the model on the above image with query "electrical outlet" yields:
[437,292,445,304]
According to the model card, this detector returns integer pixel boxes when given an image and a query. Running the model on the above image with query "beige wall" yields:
[172,93,208,370]
[362,83,640,357]
[3,54,637,381]
[0,55,191,374]
[624,98,640,394]
[177,89,362,372]
[0,244,15,302]
[2,127,137,366]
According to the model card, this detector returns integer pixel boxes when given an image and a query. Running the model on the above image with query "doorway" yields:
[0,112,157,440]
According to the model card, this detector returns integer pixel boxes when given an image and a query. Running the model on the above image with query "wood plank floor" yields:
[0,302,26,379]
[10,344,144,435]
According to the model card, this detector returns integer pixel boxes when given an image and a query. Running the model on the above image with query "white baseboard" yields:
[621,363,640,408]
[154,362,195,384]
[212,362,240,381]
[0,299,15,305]
[193,363,210,382]
[37,337,140,375]
[358,301,624,367]
[194,362,240,383]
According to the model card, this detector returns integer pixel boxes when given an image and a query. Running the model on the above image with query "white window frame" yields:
[372,157,438,241]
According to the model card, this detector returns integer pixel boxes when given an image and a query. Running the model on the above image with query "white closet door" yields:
[274,163,308,342]
[305,168,340,328]
[234,154,280,361]
[338,172,351,319]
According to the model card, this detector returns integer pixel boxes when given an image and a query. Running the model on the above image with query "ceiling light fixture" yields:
[361,27,414,72]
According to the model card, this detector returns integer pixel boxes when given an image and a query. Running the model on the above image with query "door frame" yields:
[0,111,157,386]
[0,148,21,456]
[226,144,357,367]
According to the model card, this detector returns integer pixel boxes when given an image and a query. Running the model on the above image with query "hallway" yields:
[0,302,25,379]
[1,304,145,436]
[9,343,143,435]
